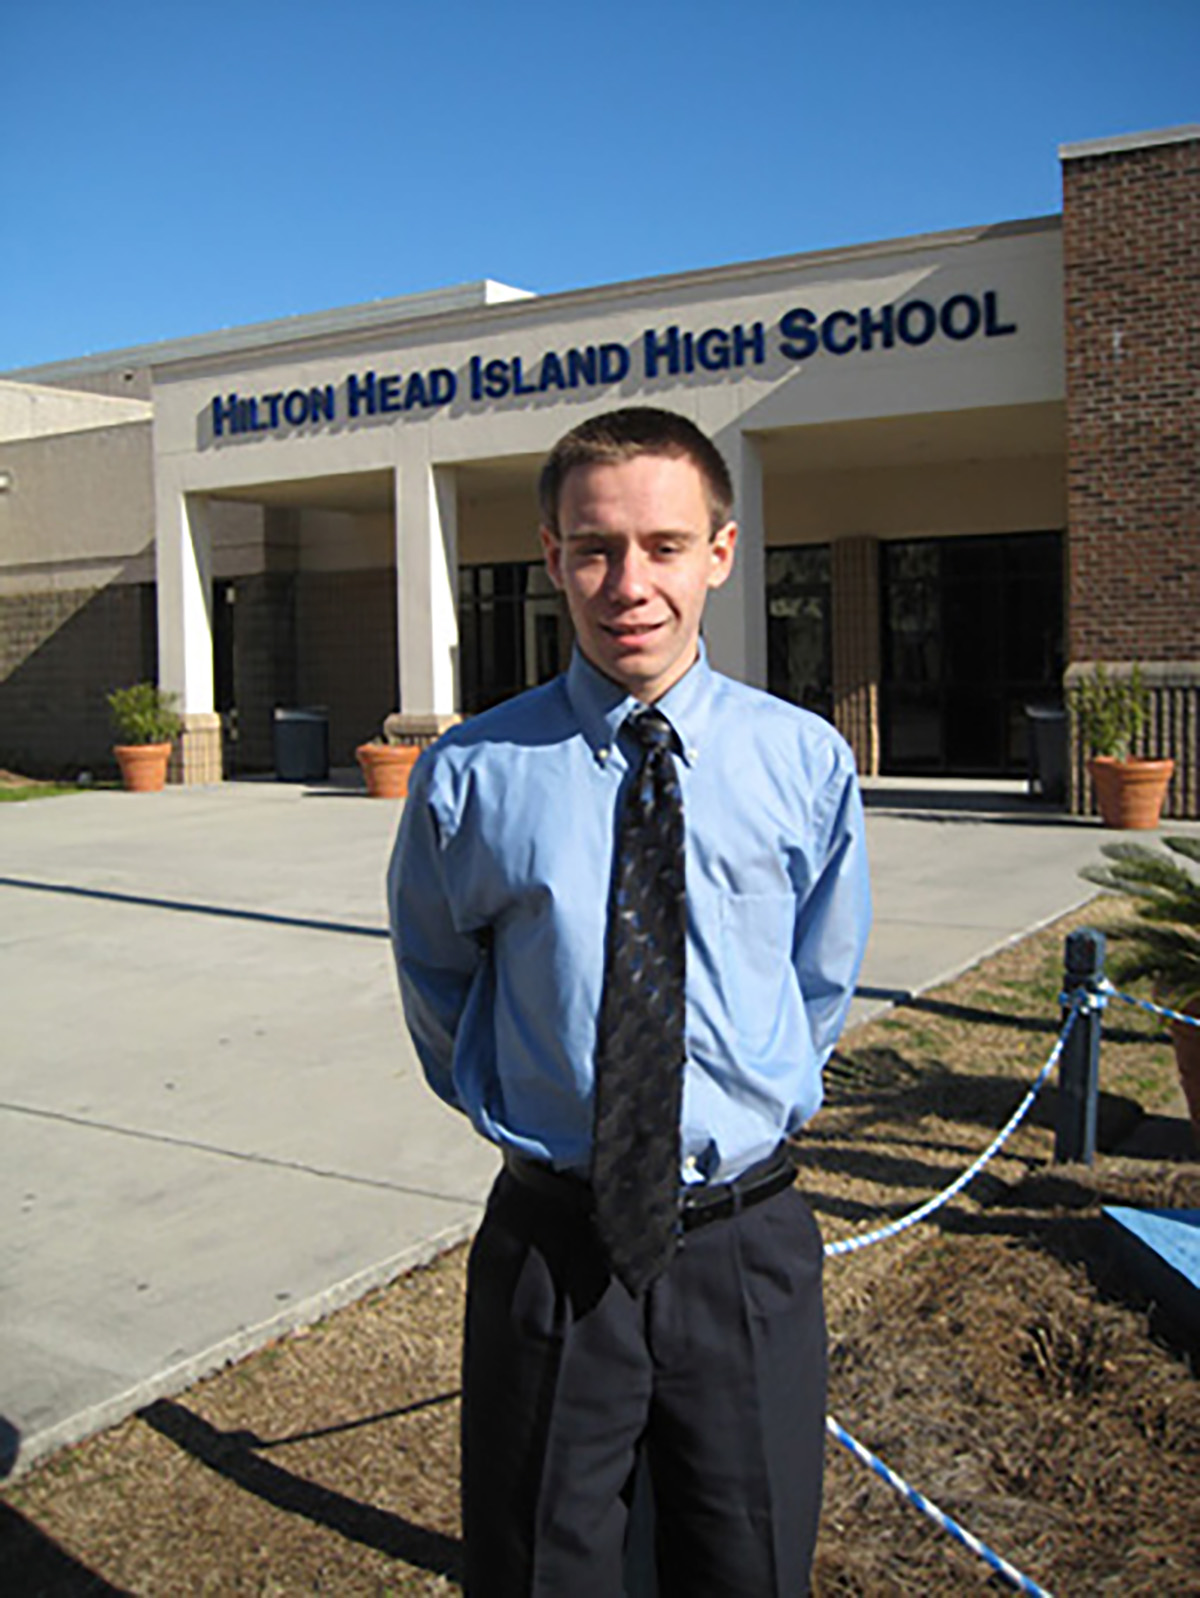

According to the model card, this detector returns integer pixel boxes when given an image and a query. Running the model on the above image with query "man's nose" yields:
[606,547,649,602]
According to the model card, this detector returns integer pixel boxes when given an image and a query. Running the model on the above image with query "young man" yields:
[389,407,871,1596]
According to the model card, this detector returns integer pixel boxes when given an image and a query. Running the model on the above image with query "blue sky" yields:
[2,0,1195,371]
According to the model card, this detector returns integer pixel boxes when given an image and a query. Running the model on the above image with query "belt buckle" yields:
[683,1181,737,1228]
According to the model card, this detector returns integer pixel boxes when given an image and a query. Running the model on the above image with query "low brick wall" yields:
[1066,662,1199,820]
[0,582,154,778]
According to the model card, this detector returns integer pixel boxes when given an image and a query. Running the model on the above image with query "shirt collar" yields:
[565,642,713,768]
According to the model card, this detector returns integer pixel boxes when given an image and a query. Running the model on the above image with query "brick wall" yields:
[1062,128,1199,815]
[0,583,154,777]
[296,569,398,764]
[1063,133,1198,655]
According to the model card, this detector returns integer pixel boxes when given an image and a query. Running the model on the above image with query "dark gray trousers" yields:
[461,1169,827,1597]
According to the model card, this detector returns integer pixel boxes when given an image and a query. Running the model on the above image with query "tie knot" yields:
[629,709,675,753]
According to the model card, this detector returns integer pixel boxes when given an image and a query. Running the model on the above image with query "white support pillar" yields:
[156,489,216,711]
[154,487,221,781]
[394,461,459,720]
[706,427,766,689]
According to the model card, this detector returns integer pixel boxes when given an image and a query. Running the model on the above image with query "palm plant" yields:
[1080,836,1200,1004]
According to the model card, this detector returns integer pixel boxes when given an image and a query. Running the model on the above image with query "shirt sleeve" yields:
[386,756,481,1112]
[792,749,872,1067]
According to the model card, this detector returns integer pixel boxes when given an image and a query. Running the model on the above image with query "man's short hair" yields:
[538,407,734,538]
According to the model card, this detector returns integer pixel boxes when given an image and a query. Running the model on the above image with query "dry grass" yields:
[3,903,1198,1595]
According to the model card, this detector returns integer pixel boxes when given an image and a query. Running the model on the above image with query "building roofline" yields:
[0,375,151,413]
[1060,124,1200,162]
[2,279,534,387]
[151,214,1063,380]
[4,214,1061,385]
[0,377,152,442]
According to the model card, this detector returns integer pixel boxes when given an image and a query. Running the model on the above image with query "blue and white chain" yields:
[824,996,1084,1259]
[827,1417,1053,1596]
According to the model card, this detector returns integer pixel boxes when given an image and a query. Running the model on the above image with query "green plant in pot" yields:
[107,682,182,792]
[1081,835,1200,1142]
[1068,663,1173,829]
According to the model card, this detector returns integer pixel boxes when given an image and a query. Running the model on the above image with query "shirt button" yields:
[597,747,610,763]
[683,1155,698,1174]
[687,748,699,761]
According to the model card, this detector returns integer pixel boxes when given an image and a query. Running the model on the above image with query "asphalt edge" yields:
[8,1211,482,1484]
[844,889,1102,1033]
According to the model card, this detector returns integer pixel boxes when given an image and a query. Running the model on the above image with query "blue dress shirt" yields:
[388,644,871,1184]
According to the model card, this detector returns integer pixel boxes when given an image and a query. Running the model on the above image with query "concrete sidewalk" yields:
[0,774,1171,1479]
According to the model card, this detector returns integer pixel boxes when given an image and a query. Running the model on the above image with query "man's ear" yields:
[707,521,738,590]
[540,527,565,591]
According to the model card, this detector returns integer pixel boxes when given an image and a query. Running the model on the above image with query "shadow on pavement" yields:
[0,876,388,941]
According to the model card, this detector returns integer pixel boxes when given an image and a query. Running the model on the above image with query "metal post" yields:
[1055,928,1106,1164]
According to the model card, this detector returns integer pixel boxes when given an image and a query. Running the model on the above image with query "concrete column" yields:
[155,488,222,782]
[394,462,459,720]
[157,489,215,711]
[707,427,766,688]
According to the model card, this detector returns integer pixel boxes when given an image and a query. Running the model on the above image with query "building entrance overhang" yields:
[755,400,1065,477]
[206,467,395,515]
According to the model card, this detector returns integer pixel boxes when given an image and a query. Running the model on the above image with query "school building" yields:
[1,125,1196,814]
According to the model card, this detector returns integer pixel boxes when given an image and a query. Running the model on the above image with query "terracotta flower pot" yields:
[1168,997,1200,1148]
[114,743,172,793]
[1088,756,1174,830]
[356,742,419,799]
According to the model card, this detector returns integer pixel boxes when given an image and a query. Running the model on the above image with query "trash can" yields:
[273,706,329,782]
[1025,703,1067,803]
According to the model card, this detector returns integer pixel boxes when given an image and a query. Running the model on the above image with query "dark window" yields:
[765,546,833,720]
[881,532,1063,775]
[213,580,236,715]
[140,582,159,682]
[458,562,565,713]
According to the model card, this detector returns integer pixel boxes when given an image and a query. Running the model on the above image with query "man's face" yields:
[540,452,737,704]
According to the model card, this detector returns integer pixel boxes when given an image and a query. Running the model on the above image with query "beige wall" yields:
[296,507,394,573]
[453,448,1066,565]
[458,481,541,565]
[0,421,154,580]
[765,454,1065,545]
[209,500,268,579]
[0,379,150,439]
[0,420,274,594]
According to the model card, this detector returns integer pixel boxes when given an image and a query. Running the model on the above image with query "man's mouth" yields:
[602,620,665,640]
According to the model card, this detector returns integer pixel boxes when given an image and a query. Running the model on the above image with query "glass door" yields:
[458,563,567,713]
[765,546,833,721]
[881,533,1063,774]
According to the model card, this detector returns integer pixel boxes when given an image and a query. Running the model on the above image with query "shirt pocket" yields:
[718,890,796,1055]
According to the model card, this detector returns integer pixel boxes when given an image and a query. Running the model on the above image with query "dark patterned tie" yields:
[591,708,687,1294]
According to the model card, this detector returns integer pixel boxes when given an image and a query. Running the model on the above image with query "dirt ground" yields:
[3,902,1198,1595]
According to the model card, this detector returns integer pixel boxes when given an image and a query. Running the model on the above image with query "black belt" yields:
[502,1142,795,1232]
